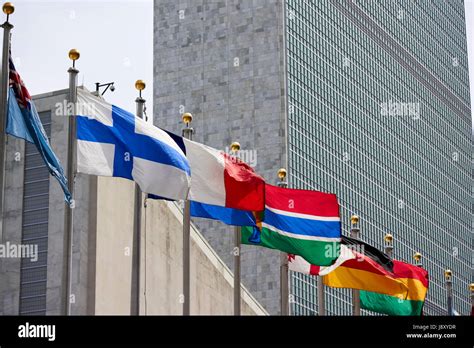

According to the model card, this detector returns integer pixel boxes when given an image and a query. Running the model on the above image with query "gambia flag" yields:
[360,260,429,316]
[241,184,341,266]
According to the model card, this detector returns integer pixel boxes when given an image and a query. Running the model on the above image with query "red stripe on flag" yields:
[340,251,394,277]
[9,58,32,109]
[265,184,339,217]
[392,260,429,288]
[223,153,265,211]
[309,265,321,276]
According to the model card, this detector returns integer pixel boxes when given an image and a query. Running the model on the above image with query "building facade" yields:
[154,0,472,315]
[154,0,288,314]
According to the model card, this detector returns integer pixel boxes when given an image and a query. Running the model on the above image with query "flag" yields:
[76,89,191,200]
[6,56,72,204]
[322,236,408,298]
[288,244,356,275]
[76,90,265,211]
[190,201,256,226]
[360,260,429,316]
[164,131,265,211]
[241,184,341,266]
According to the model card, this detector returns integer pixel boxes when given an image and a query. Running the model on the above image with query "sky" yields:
[9,0,153,115]
[6,0,474,125]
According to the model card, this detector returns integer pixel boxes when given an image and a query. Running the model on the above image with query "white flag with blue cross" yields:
[75,89,191,200]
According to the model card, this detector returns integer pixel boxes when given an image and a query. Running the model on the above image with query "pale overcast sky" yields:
[7,0,474,125]
[10,0,153,115]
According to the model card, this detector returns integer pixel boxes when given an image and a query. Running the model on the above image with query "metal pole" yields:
[469,284,473,316]
[132,80,145,315]
[384,234,396,310]
[64,49,79,315]
[277,168,289,315]
[230,142,241,316]
[234,226,241,315]
[0,5,14,241]
[280,253,290,315]
[350,215,360,316]
[445,270,453,316]
[317,278,325,316]
[182,199,191,315]
[182,112,193,316]
[317,207,327,316]
[447,283,453,316]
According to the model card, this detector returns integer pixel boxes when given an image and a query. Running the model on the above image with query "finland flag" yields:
[76,90,191,200]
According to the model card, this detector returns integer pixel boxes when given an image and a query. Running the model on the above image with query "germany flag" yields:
[322,236,408,298]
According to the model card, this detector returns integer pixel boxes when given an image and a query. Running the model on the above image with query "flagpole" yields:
[233,225,241,315]
[444,269,453,316]
[413,252,423,314]
[0,2,14,241]
[132,80,146,315]
[469,283,473,315]
[182,112,193,316]
[384,233,395,310]
[350,214,360,316]
[277,168,289,316]
[317,210,334,316]
[230,141,241,316]
[317,274,325,316]
[64,48,79,315]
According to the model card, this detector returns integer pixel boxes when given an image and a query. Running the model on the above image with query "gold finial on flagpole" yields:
[444,269,452,282]
[230,142,240,153]
[135,80,146,91]
[2,2,14,22]
[277,168,287,181]
[68,49,80,68]
[135,79,145,98]
[182,112,193,126]
[350,214,359,225]
[384,233,393,257]
[413,252,422,266]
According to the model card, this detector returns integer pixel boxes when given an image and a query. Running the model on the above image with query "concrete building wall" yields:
[93,177,136,315]
[154,0,288,315]
[141,199,265,315]
[0,129,25,315]
[87,177,266,315]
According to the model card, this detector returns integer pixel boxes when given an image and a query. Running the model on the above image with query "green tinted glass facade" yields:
[285,0,471,315]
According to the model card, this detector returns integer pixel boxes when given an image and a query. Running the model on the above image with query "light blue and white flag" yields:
[76,90,191,200]
[6,56,72,205]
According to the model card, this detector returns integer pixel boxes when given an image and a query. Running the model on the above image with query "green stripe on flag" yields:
[242,226,338,266]
[360,291,424,316]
